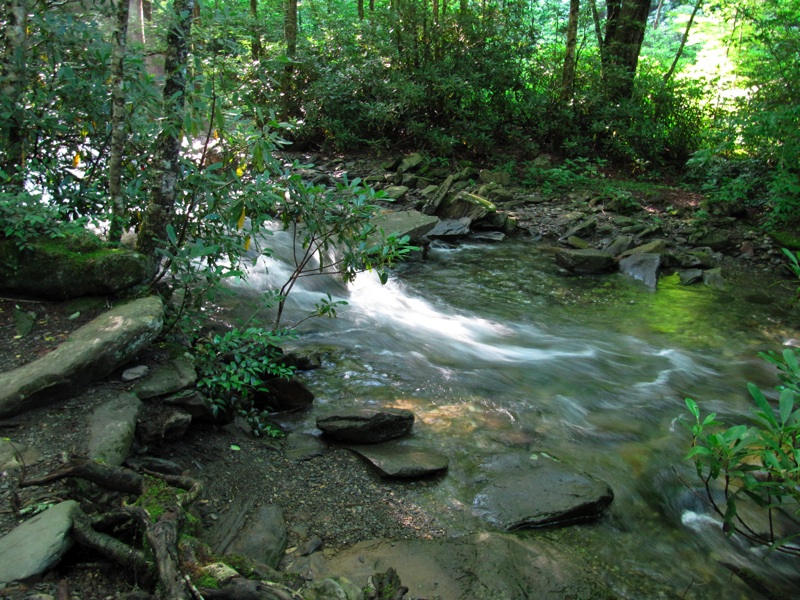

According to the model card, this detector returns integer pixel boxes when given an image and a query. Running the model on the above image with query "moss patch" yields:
[771,230,800,250]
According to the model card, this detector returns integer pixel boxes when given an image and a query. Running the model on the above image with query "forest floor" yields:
[1,154,798,599]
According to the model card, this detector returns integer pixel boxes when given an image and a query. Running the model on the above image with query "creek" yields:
[225,230,800,598]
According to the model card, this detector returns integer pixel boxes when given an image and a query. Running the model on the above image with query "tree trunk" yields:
[358,0,364,20]
[0,0,28,189]
[663,0,703,82]
[589,0,604,60]
[653,0,664,29]
[561,0,580,103]
[250,0,262,59]
[602,0,652,100]
[136,0,195,269]
[109,0,131,244]
[281,0,298,120]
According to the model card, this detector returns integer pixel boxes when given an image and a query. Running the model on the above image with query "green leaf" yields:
[748,383,778,428]
[779,388,795,426]
[230,444,241,451]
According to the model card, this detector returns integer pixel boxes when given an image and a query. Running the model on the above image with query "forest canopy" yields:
[1,0,799,259]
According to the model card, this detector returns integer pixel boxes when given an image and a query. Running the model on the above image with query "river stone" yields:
[703,268,728,291]
[619,253,661,289]
[479,169,511,186]
[131,355,196,399]
[0,439,42,470]
[285,432,327,461]
[0,296,164,418]
[293,532,611,600]
[421,175,453,215]
[121,365,149,382]
[619,239,667,258]
[205,497,287,569]
[0,238,149,300]
[473,452,614,529]
[425,217,472,239]
[398,152,424,173]
[604,235,634,256]
[689,229,731,251]
[346,441,448,478]
[88,393,143,466]
[316,408,414,443]
[0,500,79,584]
[383,185,409,201]
[259,377,315,412]
[554,248,616,274]
[436,193,496,221]
[562,218,596,239]
[369,210,438,244]
[304,577,364,600]
[679,269,704,285]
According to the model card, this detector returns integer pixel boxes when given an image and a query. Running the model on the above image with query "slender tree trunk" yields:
[433,0,439,24]
[602,0,651,100]
[109,0,130,243]
[653,0,664,29]
[369,0,374,12]
[250,0,262,59]
[561,0,580,102]
[589,0,604,61]
[136,0,195,268]
[1,0,28,189]
[357,0,364,20]
[281,0,298,120]
[663,0,703,82]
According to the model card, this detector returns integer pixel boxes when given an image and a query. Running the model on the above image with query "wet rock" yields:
[425,217,472,240]
[285,432,327,461]
[703,268,728,291]
[689,229,731,251]
[469,231,506,243]
[346,441,448,478]
[563,236,589,249]
[294,532,611,600]
[619,253,661,290]
[0,296,164,418]
[679,269,704,285]
[131,355,196,399]
[421,175,454,216]
[0,500,79,584]
[369,210,438,244]
[554,248,616,274]
[258,377,315,413]
[88,393,143,466]
[473,452,614,530]
[316,408,414,444]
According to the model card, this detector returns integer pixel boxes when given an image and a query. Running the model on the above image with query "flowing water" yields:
[224,230,800,598]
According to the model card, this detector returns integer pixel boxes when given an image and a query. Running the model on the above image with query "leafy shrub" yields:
[685,350,800,556]
[194,327,295,434]
[0,191,89,251]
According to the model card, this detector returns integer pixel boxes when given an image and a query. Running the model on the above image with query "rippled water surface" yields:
[227,234,800,598]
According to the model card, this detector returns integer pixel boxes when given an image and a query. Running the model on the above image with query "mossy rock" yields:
[0,233,149,299]
[771,230,800,250]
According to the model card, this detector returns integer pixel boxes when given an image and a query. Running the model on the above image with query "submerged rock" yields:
[619,252,661,289]
[473,452,614,530]
[554,248,616,274]
[316,408,414,443]
[293,532,612,599]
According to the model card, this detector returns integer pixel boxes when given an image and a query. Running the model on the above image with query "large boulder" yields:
[436,193,496,222]
[619,253,661,289]
[554,249,616,274]
[473,452,614,530]
[293,532,613,600]
[0,296,164,418]
[0,236,149,299]
[316,408,414,443]
[369,210,438,245]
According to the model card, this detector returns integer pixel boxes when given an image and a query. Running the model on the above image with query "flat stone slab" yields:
[473,452,614,530]
[88,393,143,466]
[0,500,79,584]
[346,441,448,478]
[0,296,164,418]
[370,210,438,244]
[291,532,611,600]
[316,408,414,444]
[0,440,42,470]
